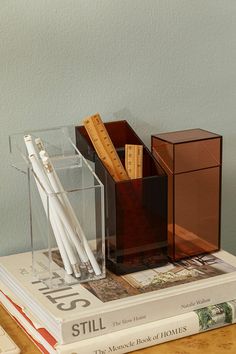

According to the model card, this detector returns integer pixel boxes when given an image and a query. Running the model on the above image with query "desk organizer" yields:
[152,128,222,261]
[9,126,105,288]
[76,120,168,275]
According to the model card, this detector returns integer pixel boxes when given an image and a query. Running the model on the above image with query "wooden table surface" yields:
[0,305,41,353]
[1,304,236,353]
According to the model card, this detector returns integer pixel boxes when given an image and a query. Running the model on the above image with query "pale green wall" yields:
[1,1,236,255]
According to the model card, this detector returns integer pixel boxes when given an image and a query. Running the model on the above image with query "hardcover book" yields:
[1,284,236,354]
[57,300,236,354]
[0,282,56,354]
[1,250,236,344]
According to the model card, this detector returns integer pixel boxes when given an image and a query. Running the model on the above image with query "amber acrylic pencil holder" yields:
[152,128,222,261]
[76,120,168,275]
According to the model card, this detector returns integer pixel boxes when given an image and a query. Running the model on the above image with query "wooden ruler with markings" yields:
[125,144,143,179]
[83,114,129,182]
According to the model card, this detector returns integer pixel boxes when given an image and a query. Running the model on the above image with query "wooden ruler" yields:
[83,114,129,182]
[125,144,143,179]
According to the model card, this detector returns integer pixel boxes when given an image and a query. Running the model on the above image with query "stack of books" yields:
[1,250,236,353]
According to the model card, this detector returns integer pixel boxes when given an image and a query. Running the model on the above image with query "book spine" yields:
[61,278,236,343]
[57,308,233,354]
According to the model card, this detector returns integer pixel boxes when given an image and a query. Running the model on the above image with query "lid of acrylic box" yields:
[152,128,222,174]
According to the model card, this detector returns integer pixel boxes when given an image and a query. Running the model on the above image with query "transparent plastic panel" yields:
[9,126,76,173]
[151,138,174,174]
[152,129,222,261]
[174,167,220,260]
[76,120,168,275]
[174,138,221,173]
[153,128,220,144]
[9,127,105,288]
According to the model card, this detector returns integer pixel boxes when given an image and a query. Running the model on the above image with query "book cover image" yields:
[195,300,236,331]
[74,253,236,302]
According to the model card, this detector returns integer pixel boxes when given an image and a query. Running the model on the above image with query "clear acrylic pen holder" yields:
[9,127,105,288]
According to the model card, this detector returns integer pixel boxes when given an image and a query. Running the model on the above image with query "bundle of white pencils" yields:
[24,135,101,279]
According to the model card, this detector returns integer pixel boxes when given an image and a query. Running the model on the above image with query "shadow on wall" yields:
[112,108,161,149]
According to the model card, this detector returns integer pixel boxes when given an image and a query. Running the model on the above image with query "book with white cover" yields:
[57,300,236,354]
[1,286,236,354]
[1,250,236,344]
